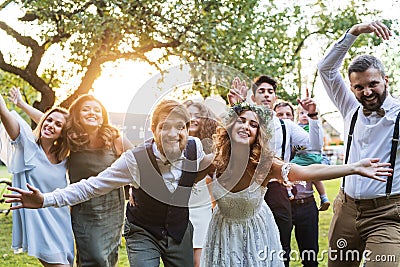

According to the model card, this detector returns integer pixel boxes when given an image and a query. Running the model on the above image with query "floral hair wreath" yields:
[225,101,273,132]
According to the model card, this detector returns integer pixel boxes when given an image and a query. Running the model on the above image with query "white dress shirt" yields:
[267,114,323,182]
[43,136,205,207]
[318,32,400,199]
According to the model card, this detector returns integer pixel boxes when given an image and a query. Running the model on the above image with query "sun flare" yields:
[92,60,157,114]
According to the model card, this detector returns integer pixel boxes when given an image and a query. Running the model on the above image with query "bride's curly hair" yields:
[65,94,120,152]
[213,102,274,180]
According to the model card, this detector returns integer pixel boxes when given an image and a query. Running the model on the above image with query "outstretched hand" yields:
[354,158,392,181]
[349,21,392,40]
[4,184,44,210]
[227,77,248,106]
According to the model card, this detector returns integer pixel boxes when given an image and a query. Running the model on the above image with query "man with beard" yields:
[318,21,400,267]
[2,99,212,267]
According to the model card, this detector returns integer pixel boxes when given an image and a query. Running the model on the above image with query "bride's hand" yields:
[353,158,392,181]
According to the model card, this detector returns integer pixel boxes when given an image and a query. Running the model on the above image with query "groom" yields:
[124,99,208,266]
[5,99,212,267]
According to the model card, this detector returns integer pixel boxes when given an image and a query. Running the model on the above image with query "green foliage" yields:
[0,0,397,106]
[0,209,131,266]
[0,216,41,266]
[0,70,39,126]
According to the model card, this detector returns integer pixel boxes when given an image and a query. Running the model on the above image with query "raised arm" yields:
[0,94,20,140]
[297,96,323,151]
[297,88,317,116]
[9,87,43,124]
[348,21,391,40]
[267,157,391,185]
[227,77,248,106]
[317,21,391,116]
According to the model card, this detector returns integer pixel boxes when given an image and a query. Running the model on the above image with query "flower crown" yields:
[225,101,273,129]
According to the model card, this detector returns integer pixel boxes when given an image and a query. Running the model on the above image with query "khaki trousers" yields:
[328,191,400,267]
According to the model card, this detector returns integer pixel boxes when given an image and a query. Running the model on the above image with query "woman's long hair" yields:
[33,107,69,162]
[213,103,274,182]
[65,94,120,152]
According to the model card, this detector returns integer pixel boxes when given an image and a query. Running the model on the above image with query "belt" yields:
[344,193,400,207]
[291,196,315,205]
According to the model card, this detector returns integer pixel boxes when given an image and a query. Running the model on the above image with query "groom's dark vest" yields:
[126,139,198,242]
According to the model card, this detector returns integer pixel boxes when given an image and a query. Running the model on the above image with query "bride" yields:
[200,102,391,267]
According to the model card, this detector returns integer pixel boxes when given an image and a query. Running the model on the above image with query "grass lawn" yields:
[0,165,132,267]
[0,165,341,266]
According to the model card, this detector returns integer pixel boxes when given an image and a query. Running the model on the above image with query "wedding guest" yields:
[0,93,73,266]
[318,20,400,267]
[184,100,218,267]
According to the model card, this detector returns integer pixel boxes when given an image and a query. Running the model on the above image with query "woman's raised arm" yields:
[0,94,20,140]
[9,87,43,124]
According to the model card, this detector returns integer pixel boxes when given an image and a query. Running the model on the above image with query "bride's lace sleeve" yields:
[281,163,293,186]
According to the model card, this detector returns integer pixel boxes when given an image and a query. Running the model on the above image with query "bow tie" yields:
[156,156,184,166]
[363,107,385,117]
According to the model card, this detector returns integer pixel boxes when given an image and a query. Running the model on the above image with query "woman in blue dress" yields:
[9,88,131,267]
[0,94,74,266]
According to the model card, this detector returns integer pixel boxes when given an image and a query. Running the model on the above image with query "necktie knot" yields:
[363,107,385,117]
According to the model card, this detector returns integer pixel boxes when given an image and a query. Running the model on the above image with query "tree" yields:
[0,0,394,110]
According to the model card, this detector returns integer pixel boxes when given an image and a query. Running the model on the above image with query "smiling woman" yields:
[64,94,133,266]
[0,93,74,266]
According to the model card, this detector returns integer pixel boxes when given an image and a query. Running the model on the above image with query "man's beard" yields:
[156,139,185,162]
[358,85,387,111]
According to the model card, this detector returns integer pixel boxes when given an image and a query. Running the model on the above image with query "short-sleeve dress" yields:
[0,111,74,265]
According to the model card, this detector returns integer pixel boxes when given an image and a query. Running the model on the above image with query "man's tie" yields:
[363,107,385,117]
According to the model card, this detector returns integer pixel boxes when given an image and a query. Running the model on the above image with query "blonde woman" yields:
[0,93,73,266]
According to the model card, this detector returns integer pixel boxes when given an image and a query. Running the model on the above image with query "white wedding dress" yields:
[200,179,284,267]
